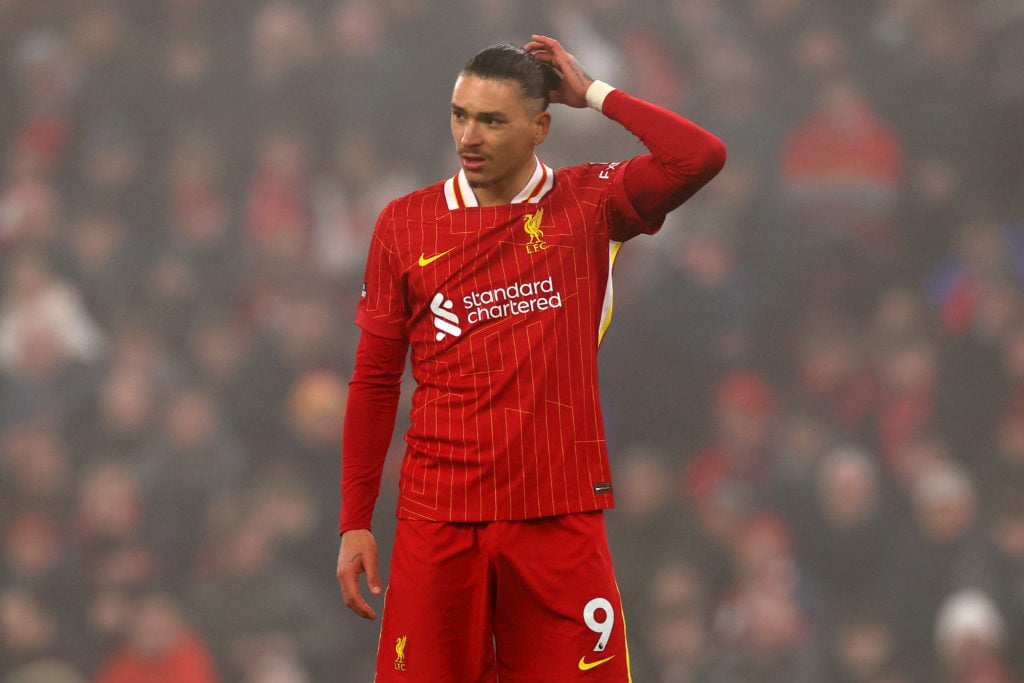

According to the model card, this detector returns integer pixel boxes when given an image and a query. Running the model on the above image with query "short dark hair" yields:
[461,43,561,110]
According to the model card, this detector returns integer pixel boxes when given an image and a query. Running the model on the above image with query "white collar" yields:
[443,157,554,209]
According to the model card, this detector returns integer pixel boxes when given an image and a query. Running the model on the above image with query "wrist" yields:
[585,80,616,112]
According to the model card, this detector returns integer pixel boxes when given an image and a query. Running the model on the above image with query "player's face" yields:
[451,74,550,203]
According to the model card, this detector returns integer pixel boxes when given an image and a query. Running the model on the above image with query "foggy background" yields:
[1,0,1023,681]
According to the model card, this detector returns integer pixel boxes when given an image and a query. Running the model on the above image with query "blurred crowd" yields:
[0,0,1022,682]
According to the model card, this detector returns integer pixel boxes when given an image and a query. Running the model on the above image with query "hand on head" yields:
[524,35,594,108]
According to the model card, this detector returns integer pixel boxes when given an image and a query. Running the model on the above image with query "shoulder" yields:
[554,161,629,189]
[378,180,448,221]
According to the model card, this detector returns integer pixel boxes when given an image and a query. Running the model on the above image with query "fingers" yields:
[339,557,378,620]
[524,34,562,63]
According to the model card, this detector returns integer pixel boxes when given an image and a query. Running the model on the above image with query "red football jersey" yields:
[356,157,661,522]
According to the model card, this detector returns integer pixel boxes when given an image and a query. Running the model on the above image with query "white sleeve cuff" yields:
[585,80,616,112]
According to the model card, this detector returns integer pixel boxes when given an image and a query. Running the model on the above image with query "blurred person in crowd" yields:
[159,129,240,300]
[242,124,314,278]
[738,0,813,66]
[825,604,902,683]
[183,307,257,440]
[92,590,219,683]
[982,397,1024,500]
[871,285,932,349]
[899,153,970,284]
[69,460,143,549]
[769,407,837,535]
[69,120,153,229]
[310,127,419,284]
[66,460,156,658]
[796,444,892,612]
[0,162,61,252]
[67,459,155,622]
[885,428,955,499]
[0,419,72,513]
[81,365,159,463]
[935,281,1022,474]
[620,191,756,451]
[928,214,1024,340]
[244,1,329,142]
[985,483,1024,679]
[243,283,351,453]
[322,1,402,146]
[278,369,346,565]
[0,587,64,681]
[779,73,903,313]
[103,317,181,390]
[154,26,234,153]
[0,250,105,428]
[872,334,939,472]
[934,589,1016,683]
[685,478,757,612]
[604,443,694,622]
[189,497,356,683]
[998,323,1024,414]
[640,558,715,682]
[683,370,777,509]
[0,250,104,374]
[6,29,78,179]
[337,34,724,681]
[793,319,877,434]
[61,207,137,329]
[978,0,1024,216]
[137,384,245,578]
[882,460,993,678]
[1,512,63,593]
[884,5,986,182]
[706,513,822,683]
[245,463,325,583]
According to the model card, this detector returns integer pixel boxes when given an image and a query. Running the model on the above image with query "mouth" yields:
[460,152,487,172]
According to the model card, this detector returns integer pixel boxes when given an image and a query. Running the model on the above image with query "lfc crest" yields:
[523,209,548,254]
[394,635,407,671]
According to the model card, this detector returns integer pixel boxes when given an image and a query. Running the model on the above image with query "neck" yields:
[470,157,539,207]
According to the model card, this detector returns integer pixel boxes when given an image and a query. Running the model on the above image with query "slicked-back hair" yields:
[460,43,561,111]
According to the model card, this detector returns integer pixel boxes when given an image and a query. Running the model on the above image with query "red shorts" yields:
[374,511,632,682]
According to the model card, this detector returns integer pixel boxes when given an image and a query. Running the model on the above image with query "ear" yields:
[532,111,551,146]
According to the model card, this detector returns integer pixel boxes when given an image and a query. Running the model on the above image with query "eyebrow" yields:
[450,104,509,123]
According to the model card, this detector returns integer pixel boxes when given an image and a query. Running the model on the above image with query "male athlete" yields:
[337,35,726,681]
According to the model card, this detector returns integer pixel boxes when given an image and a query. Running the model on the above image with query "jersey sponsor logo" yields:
[462,276,562,325]
[523,208,548,253]
[598,161,621,180]
[578,655,615,671]
[430,292,462,341]
[394,635,408,671]
[418,247,455,267]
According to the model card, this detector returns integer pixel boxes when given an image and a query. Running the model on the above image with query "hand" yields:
[337,529,382,620]
[524,34,594,108]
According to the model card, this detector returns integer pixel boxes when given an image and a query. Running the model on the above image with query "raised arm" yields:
[525,34,726,221]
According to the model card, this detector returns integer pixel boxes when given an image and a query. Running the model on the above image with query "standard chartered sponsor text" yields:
[463,276,563,324]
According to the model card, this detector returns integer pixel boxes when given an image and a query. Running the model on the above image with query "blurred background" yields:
[1,0,1023,681]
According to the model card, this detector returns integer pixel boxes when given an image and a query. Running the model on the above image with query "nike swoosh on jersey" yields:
[578,655,615,671]
[418,248,455,267]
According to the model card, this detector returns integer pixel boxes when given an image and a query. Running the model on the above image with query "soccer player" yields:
[337,35,726,681]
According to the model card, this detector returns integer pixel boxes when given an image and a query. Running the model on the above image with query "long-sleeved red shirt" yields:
[341,86,725,533]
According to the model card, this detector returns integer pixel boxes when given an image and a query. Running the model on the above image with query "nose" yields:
[460,120,481,147]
